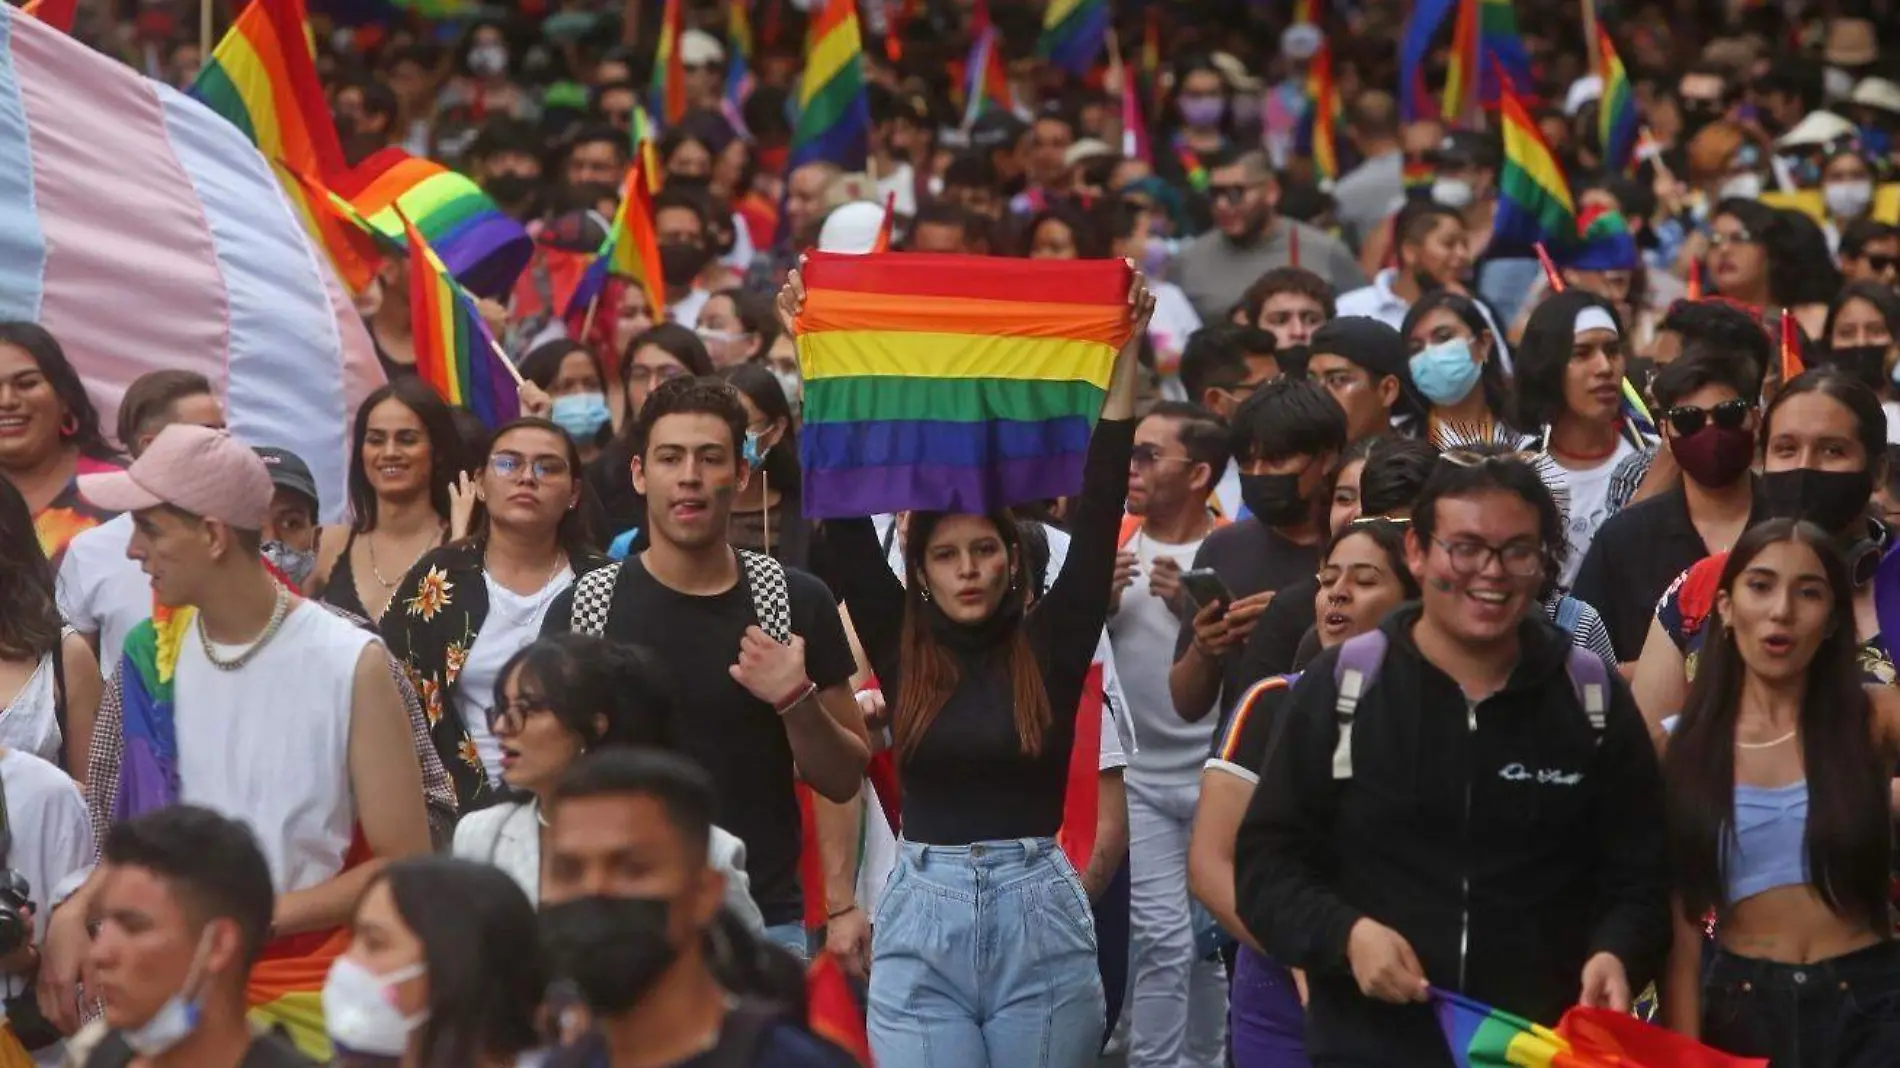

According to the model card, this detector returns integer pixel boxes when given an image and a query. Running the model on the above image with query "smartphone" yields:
[1180,568,1234,614]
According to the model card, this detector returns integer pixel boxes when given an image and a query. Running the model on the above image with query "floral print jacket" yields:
[380,539,611,811]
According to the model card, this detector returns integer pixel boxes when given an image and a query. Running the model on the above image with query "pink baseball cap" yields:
[78,424,273,530]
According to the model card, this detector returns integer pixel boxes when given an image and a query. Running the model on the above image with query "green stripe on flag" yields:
[803,376,1106,425]
[192,63,256,143]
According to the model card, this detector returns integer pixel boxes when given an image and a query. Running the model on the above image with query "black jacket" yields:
[1233,604,1670,1067]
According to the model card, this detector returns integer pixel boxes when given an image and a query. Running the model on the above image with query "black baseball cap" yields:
[253,446,319,514]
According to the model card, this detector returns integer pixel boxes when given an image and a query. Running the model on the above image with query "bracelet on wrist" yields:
[827,903,860,920]
[774,680,818,716]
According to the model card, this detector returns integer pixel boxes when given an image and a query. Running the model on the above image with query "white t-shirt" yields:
[55,514,149,674]
[1553,439,1637,589]
[1884,400,1900,445]
[0,748,90,1067]
[1108,527,1211,787]
[1146,280,1203,377]
[456,569,574,785]
[175,602,374,893]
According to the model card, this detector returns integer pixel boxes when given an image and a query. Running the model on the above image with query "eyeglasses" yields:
[485,695,553,735]
[1207,183,1251,203]
[1311,368,1368,393]
[1131,443,1193,470]
[1665,399,1752,436]
[490,452,571,481]
[1431,536,1545,577]
[1708,228,1758,248]
[627,364,687,387]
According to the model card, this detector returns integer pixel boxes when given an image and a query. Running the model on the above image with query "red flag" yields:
[795,783,828,931]
[21,0,78,32]
[1557,1005,1767,1068]
[1778,307,1802,385]
[806,952,873,1064]
[1056,663,1105,872]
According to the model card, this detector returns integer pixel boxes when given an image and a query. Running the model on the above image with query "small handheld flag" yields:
[1779,308,1803,384]
[401,210,522,428]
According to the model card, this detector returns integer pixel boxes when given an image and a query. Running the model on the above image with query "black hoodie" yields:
[1234,604,1669,1067]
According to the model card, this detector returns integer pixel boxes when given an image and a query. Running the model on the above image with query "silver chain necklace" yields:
[197,580,292,672]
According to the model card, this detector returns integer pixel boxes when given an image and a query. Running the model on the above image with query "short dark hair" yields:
[566,123,628,159]
[1230,376,1348,466]
[1658,299,1772,396]
[371,858,544,1068]
[621,322,714,383]
[1397,201,1464,247]
[1357,437,1439,517]
[651,188,712,233]
[1238,267,1337,324]
[495,634,678,753]
[1650,348,1758,412]
[1324,517,1420,598]
[1144,400,1231,475]
[1179,324,1254,398]
[632,374,749,460]
[1230,325,1277,359]
[101,806,275,965]
[942,151,999,191]
[551,749,717,861]
[117,370,214,455]
[1413,444,1567,569]
[1839,219,1900,261]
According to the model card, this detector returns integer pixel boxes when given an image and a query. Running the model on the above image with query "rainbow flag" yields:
[275,160,403,268]
[333,148,531,299]
[1120,66,1152,164]
[1305,34,1340,182]
[401,212,519,428]
[1403,155,1435,196]
[651,0,687,125]
[1441,0,1478,121]
[726,0,755,117]
[792,252,1133,517]
[1037,0,1107,76]
[1400,0,1456,122]
[191,0,376,294]
[630,102,663,194]
[1492,67,1575,255]
[963,0,1014,128]
[1441,0,1533,119]
[570,158,668,322]
[789,0,871,172]
[1434,990,1578,1067]
[1596,27,1638,172]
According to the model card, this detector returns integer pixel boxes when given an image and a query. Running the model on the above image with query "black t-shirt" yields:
[1172,519,1322,716]
[1206,674,1296,784]
[542,555,857,927]
[1231,573,1319,697]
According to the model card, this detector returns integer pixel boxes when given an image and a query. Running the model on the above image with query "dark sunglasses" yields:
[1207,183,1250,203]
[1864,254,1900,274]
[1665,399,1751,436]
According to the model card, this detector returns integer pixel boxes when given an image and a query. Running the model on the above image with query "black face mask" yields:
[1818,344,1890,393]
[1240,472,1310,528]
[482,173,537,205]
[539,896,678,1013]
[667,173,712,194]
[659,241,711,287]
[1759,467,1875,535]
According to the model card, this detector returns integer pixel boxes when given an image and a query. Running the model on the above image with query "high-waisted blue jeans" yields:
[868,837,1107,1067]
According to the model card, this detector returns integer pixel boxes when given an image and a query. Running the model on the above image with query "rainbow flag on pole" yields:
[191,0,376,294]
[1037,0,1107,76]
[567,157,668,322]
[401,212,519,428]
[333,148,532,299]
[792,252,1133,517]
[1493,64,1575,255]
[1595,27,1638,173]
[651,0,687,125]
[1305,33,1340,182]
[789,0,870,172]
[962,0,1014,127]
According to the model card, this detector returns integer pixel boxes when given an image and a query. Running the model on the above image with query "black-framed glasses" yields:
[1131,443,1192,470]
[1665,399,1752,436]
[486,695,553,735]
[490,452,571,482]
[1431,536,1545,577]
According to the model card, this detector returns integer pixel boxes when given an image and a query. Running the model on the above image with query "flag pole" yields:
[201,0,214,63]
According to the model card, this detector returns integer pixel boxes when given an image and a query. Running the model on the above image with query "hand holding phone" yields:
[1180,568,1234,614]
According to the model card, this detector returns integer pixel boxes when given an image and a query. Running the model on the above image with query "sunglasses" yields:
[1207,183,1251,203]
[1131,443,1193,470]
[1665,399,1751,436]
[1864,255,1900,274]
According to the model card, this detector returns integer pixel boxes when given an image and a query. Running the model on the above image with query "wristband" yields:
[827,903,861,920]
[774,680,818,716]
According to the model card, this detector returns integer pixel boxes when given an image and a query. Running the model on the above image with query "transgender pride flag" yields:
[0,3,376,519]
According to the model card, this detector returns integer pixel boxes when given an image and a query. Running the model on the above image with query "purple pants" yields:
[1229,947,1310,1068]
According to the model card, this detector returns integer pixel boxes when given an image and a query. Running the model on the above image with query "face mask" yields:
[1178,96,1225,128]
[261,541,317,589]
[1717,172,1763,201]
[121,930,215,1057]
[659,242,709,287]
[743,429,771,467]
[1408,338,1483,406]
[551,392,612,440]
[1669,424,1755,489]
[1825,178,1874,219]
[772,368,801,409]
[667,173,712,194]
[1239,472,1311,527]
[539,896,679,1013]
[1760,467,1875,534]
[482,173,537,204]
[468,43,509,78]
[1431,178,1474,209]
[323,958,428,1057]
[1820,344,1889,393]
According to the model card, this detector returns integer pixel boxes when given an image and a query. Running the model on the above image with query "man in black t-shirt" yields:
[543,377,869,956]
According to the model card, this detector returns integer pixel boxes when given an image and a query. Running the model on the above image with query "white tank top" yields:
[174,602,373,893]
[0,629,70,766]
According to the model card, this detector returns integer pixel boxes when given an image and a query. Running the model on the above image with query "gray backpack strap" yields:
[568,563,624,638]
[1553,594,1585,635]
[1565,645,1611,744]
[737,549,793,644]
[1329,630,1389,781]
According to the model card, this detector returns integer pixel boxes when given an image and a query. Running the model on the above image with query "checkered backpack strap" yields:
[737,549,792,644]
[568,563,624,638]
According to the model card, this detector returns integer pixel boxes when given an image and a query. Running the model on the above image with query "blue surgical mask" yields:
[743,429,771,468]
[550,392,612,441]
[1408,337,1483,407]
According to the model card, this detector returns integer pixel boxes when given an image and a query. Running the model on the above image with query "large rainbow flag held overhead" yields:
[335,148,531,299]
[793,252,1133,518]
[403,213,519,428]
[788,0,870,172]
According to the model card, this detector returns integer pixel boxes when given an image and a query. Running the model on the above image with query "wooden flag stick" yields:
[201,0,214,65]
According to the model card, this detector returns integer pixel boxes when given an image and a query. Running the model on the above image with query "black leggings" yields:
[1703,941,1900,1068]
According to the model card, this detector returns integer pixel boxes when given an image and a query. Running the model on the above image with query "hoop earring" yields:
[59,413,78,438]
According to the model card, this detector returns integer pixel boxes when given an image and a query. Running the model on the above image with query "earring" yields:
[920,585,933,602]
[58,413,78,438]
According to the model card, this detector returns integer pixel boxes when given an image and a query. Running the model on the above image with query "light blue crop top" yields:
[1723,781,1810,905]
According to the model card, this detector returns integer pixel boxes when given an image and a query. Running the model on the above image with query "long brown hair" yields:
[0,476,60,660]
[892,511,1052,759]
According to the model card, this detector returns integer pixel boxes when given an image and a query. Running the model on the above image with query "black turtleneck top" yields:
[826,419,1134,845]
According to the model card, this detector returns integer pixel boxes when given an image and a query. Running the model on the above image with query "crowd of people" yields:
[10,0,1900,1066]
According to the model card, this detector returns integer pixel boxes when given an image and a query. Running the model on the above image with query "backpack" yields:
[1552,594,1585,637]
[569,549,792,644]
[1327,630,1610,781]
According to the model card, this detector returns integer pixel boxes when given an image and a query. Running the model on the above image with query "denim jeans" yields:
[1127,777,1228,1067]
[1230,946,1309,1068]
[868,837,1107,1068]
[1703,940,1900,1068]
[762,922,811,965]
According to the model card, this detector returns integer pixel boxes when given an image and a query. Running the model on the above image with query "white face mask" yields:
[1431,178,1474,209]
[121,929,216,1057]
[1718,172,1764,201]
[323,958,428,1057]
[1825,178,1874,220]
